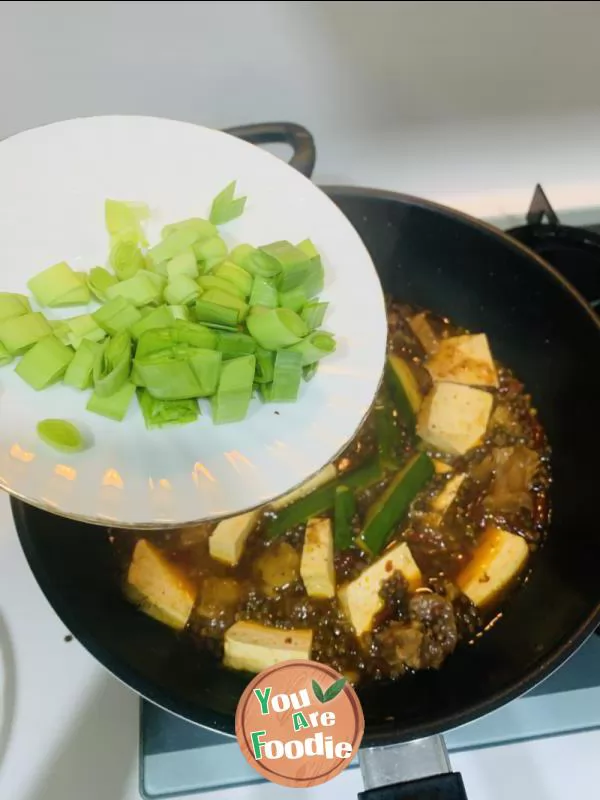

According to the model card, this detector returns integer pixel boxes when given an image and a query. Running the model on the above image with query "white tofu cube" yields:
[209,510,259,566]
[425,334,498,388]
[300,518,336,598]
[457,526,529,607]
[417,382,493,455]
[224,621,312,673]
[338,542,422,637]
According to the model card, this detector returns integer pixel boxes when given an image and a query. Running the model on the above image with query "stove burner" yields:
[506,184,600,311]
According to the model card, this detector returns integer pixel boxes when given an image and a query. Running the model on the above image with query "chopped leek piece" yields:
[134,347,221,400]
[166,250,198,281]
[109,238,145,280]
[87,267,118,302]
[93,296,142,335]
[0,342,13,366]
[279,286,307,312]
[163,275,200,306]
[162,217,217,241]
[209,181,247,225]
[201,289,248,320]
[249,275,278,308]
[37,419,86,453]
[148,228,200,268]
[168,304,191,321]
[0,312,52,354]
[129,306,175,340]
[105,199,149,245]
[198,275,245,299]
[0,293,31,321]
[93,332,131,398]
[254,346,275,384]
[106,271,161,307]
[214,262,253,297]
[216,331,256,358]
[15,335,74,389]
[244,248,281,278]
[303,362,318,382]
[263,350,303,402]
[65,314,106,349]
[50,320,70,345]
[246,308,307,350]
[192,236,228,270]
[27,262,84,308]
[301,301,328,331]
[197,319,239,332]
[297,238,319,258]
[137,389,199,429]
[64,339,103,389]
[173,320,218,349]
[229,244,255,268]
[211,355,255,423]
[287,331,336,365]
[87,381,136,421]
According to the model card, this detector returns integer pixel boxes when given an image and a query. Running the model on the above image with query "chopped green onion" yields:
[246,307,307,350]
[211,354,255,424]
[37,419,86,453]
[15,335,74,389]
[109,238,145,281]
[254,346,275,384]
[148,228,200,268]
[286,331,336,365]
[105,199,149,245]
[64,339,103,389]
[0,312,52,354]
[162,217,217,241]
[129,306,175,340]
[137,389,199,429]
[27,262,86,308]
[87,381,136,421]
[216,331,256,358]
[0,293,31,322]
[105,271,162,307]
[201,289,248,320]
[301,301,328,331]
[163,275,200,306]
[249,275,278,308]
[198,275,245,299]
[334,485,357,551]
[93,332,131,398]
[209,181,247,225]
[278,286,307,312]
[166,250,198,281]
[214,262,253,297]
[87,267,118,302]
[262,350,303,402]
[191,236,228,270]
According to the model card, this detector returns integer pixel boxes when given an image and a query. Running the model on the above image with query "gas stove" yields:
[139,185,600,799]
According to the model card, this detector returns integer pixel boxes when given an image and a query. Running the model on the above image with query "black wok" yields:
[12,124,600,799]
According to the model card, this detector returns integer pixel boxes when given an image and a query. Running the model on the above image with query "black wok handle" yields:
[223,122,316,178]
[358,772,468,800]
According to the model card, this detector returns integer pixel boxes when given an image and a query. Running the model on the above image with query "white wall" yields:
[2,1,600,214]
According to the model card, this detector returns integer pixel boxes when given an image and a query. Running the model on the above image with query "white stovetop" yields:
[0,170,600,799]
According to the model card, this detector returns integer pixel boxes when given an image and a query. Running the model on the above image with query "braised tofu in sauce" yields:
[119,301,551,683]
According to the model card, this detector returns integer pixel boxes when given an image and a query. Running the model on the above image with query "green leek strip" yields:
[249,275,278,308]
[93,332,132,398]
[148,228,200,268]
[15,335,74,389]
[301,301,328,331]
[0,293,31,322]
[93,297,142,335]
[105,271,162,307]
[105,199,149,245]
[263,350,302,402]
[297,238,319,258]
[286,331,336,366]
[334,486,357,551]
[216,331,256,359]
[162,217,217,241]
[166,250,198,281]
[209,181,247,225]
[278,286,307,313]
[246,308,307,350]
[87,267,118,302]
[87,381,136,421]
[66,314,106,349]
[64,339,103,389]
[358,452,435,556]
[386,354,422,426]
[168,305,191,321]
[109,238,145,281]
[198,275,245,299]
[374,393,401,470]
[201,289,248,320]
[303,363,318,382]
[211,354,255,424]
[254,346,275,384]
[37,419,86,453]
[267,459,382,538]
[191,236,228,270]
[137,389,199,429]
[27,262,84,308]
[130,306,175,340]
[214,262,253,297]
[163,275,200,306]
[0,312,52,354]
[0,342,13,366]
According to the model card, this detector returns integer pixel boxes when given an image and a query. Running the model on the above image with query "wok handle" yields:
[223,122,316,178]
[358,773,468,800]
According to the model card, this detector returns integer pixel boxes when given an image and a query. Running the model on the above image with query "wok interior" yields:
[13,193,600,745]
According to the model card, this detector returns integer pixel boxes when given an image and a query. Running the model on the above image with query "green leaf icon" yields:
[312,679,325,703]
[323,677,347,702]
